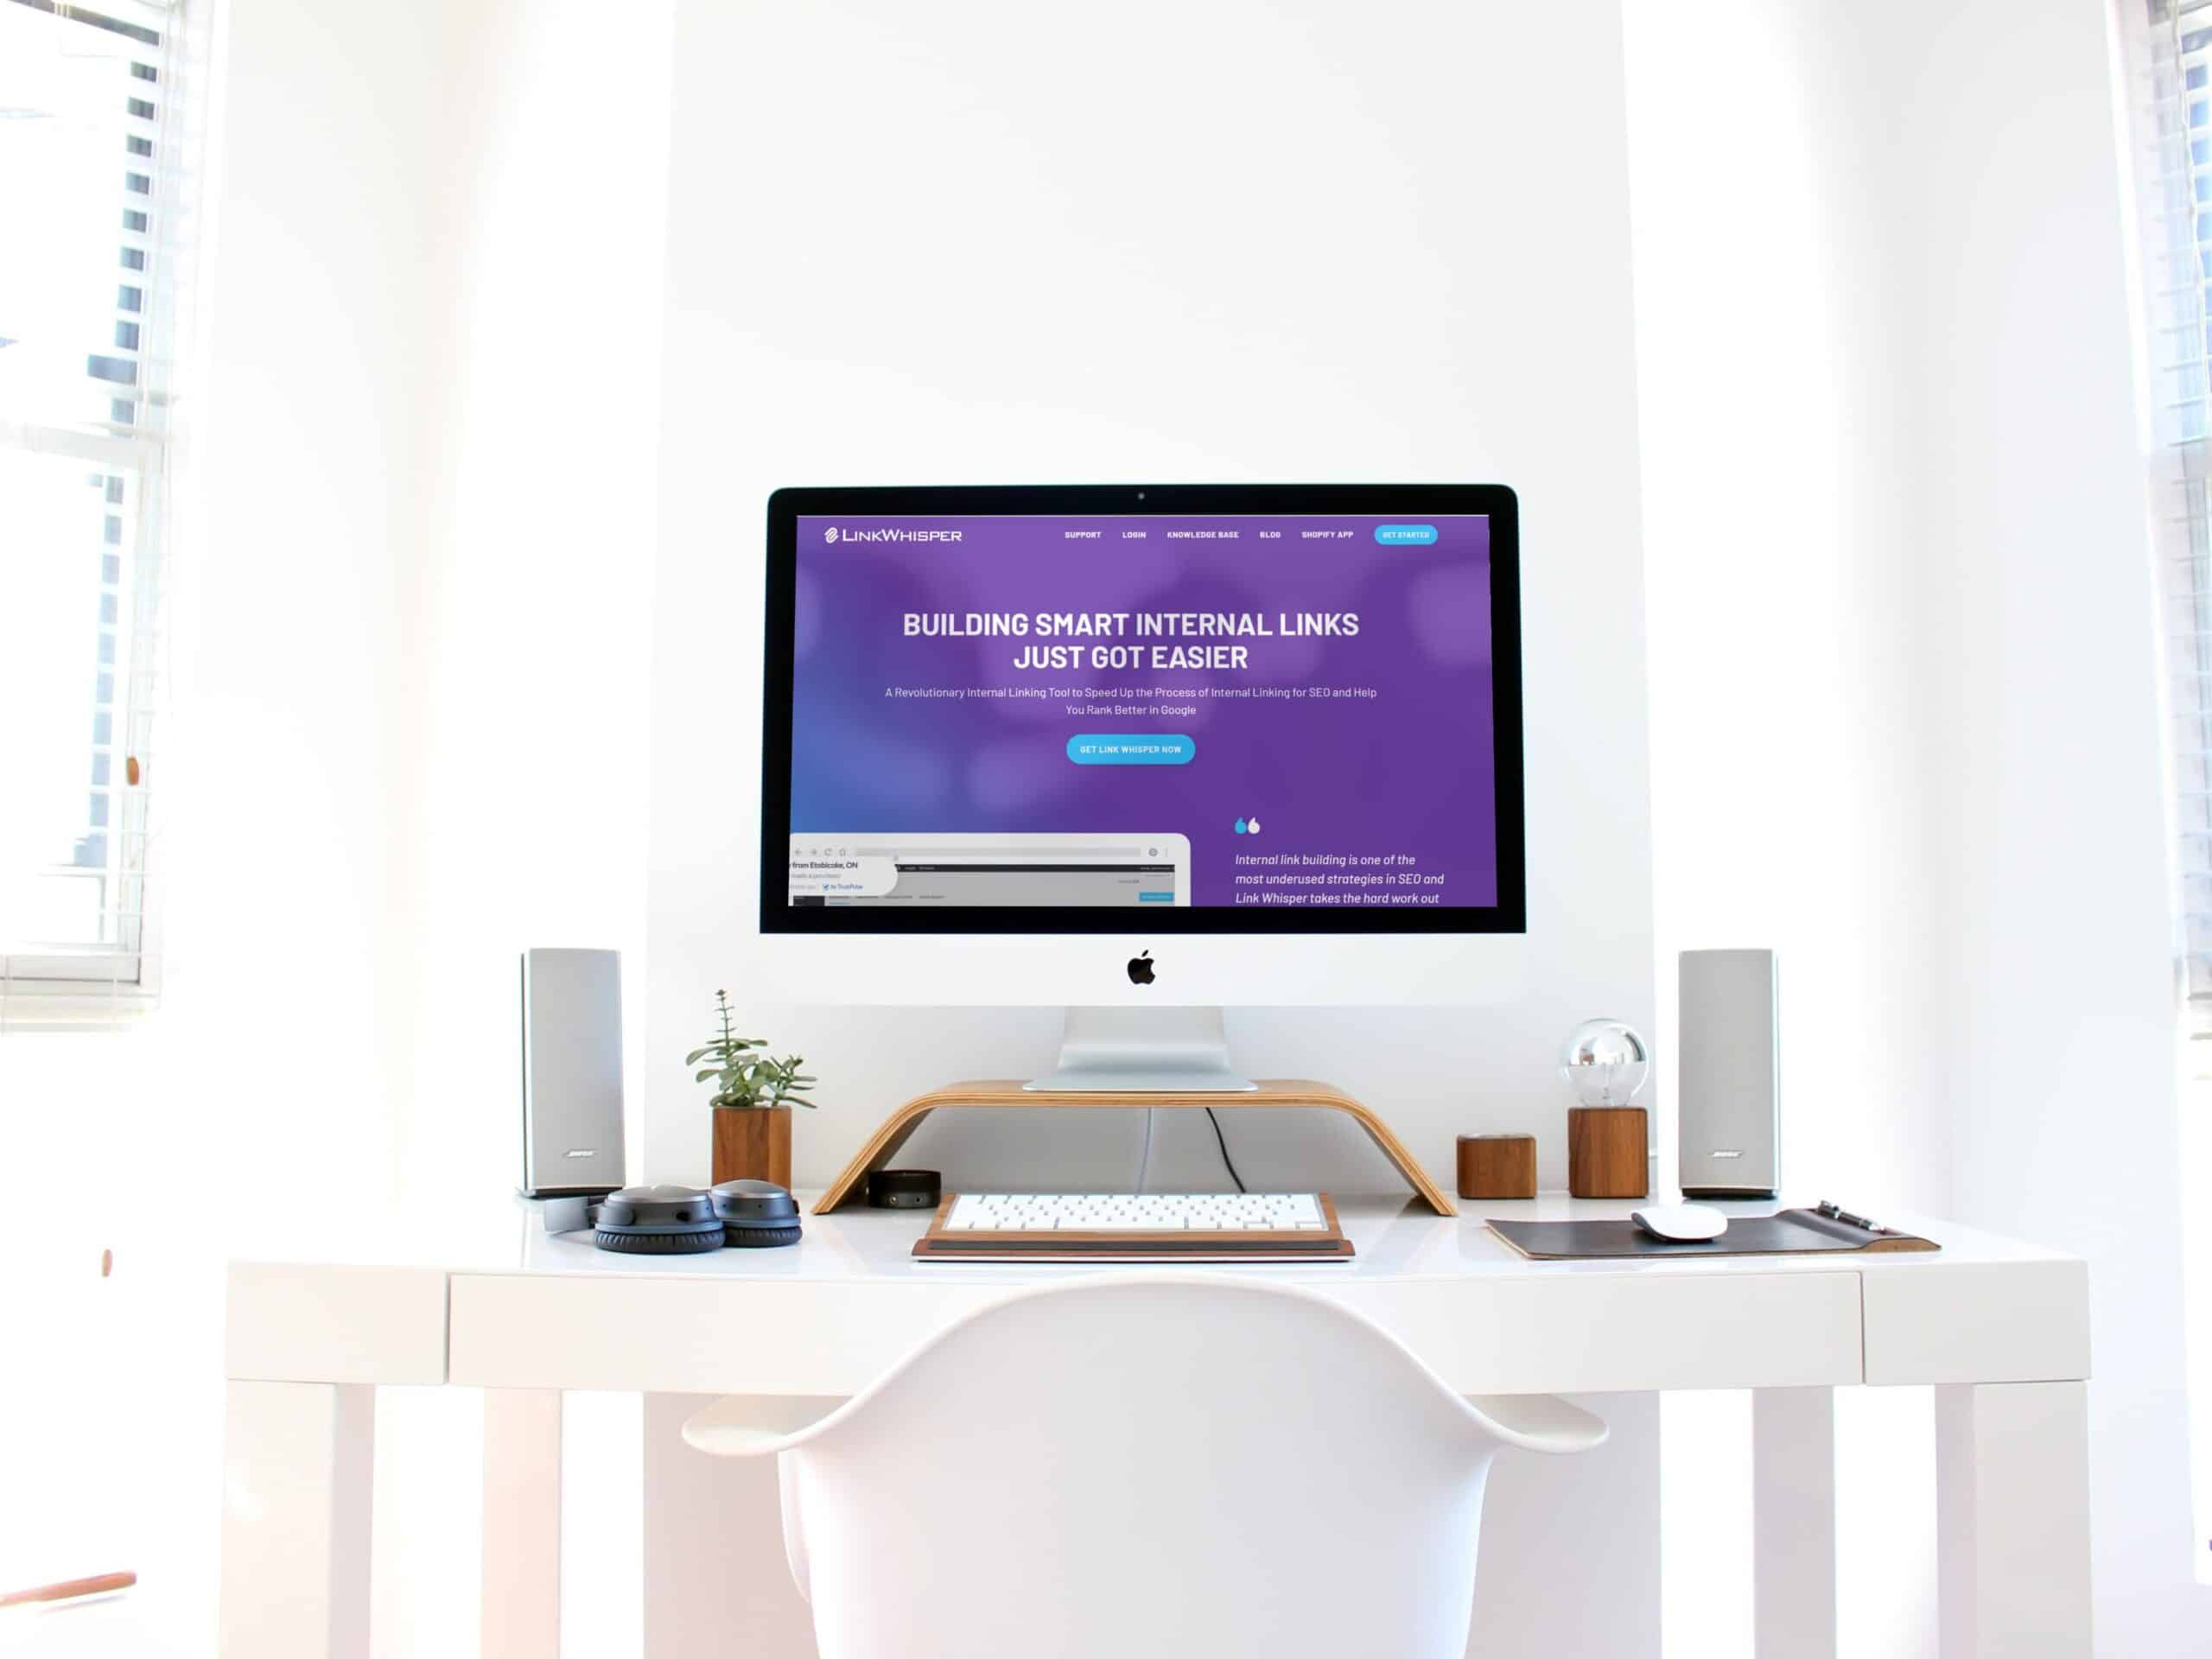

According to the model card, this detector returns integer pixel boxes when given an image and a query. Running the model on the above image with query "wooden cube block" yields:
[1456,1134,1538,1199]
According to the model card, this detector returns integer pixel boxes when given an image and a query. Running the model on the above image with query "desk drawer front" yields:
[1332,1272,1862,1393]
[451,1277,1008,1393]
[448,1269,1863,1395]
[226,1263,449,1384]
[1860,1260,2090,1384]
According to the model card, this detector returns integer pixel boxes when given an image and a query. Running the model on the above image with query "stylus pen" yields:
[1815,1200,1891,1235]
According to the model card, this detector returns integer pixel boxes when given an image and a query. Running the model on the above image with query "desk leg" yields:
[219,1379,374,1659]
[1753,1386,1837,1658]
[483,1389,563,1659]
[1936,1380,2093,1658]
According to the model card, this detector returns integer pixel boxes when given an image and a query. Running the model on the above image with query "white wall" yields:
[161,0,671,1228]
[643,3,1661,1653]
[643,0,1656,1201]
[1629,0,2208,1651]
[181,8,499,1642]
[1626,0,1955,1220]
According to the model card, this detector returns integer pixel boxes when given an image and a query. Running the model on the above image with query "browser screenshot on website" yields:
[787,514,1497,910]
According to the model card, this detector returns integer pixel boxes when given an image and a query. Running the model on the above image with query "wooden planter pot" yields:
[712,1106,793,1187]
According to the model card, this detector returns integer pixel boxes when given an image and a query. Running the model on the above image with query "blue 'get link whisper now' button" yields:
[1066,734,1196,766]
[1375,523,1438,545]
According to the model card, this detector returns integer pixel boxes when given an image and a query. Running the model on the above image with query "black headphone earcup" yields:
[709,1179,803,1249]
[722,1222,804,1249]
[593,1226,726,1255]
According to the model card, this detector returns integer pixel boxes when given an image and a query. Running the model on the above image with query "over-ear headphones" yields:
[712,1179,805,1248]
[592,1184,728,1254]
[548,1181,804,1252]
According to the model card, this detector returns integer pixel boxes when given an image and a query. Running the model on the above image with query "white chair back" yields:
[686,1275,1605,1659]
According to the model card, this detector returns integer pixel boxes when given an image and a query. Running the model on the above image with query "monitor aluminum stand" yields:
[1026,1006,1258,1093]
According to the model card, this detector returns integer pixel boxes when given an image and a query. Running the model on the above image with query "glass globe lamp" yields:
[1560,1018,1649,1108]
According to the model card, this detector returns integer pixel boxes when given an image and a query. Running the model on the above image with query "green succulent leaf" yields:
[691,990,812,1110]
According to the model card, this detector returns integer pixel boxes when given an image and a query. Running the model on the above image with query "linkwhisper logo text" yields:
[823,526,963,543]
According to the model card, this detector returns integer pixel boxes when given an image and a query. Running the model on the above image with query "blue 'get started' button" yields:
[1066,734,1196,766]
[1375,523,1438,545]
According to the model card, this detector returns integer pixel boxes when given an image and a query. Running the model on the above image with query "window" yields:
[2120,0,2212,1577]
[0,0,189,1021]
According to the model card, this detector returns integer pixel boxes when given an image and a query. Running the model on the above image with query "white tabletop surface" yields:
[231,1190,2079,1281]
[219,1189,2091,1396]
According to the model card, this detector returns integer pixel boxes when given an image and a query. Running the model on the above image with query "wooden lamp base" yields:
[815,1080,1457,1216]
[1567,1106,1649,1198]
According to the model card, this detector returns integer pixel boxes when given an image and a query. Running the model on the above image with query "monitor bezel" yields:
[759,484,1526,936]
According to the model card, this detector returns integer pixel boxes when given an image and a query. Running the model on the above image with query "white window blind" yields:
[2127,1,2212,1045]
[0,0,188,1026]
[2126,1,2212,1575]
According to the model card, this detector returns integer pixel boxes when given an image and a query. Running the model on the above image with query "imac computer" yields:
[756,485,1525,1090]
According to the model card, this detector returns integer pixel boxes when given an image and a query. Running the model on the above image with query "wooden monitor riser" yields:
[814,1079,1457,1217]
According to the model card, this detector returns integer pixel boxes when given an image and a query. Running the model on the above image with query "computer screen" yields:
[760,486,1523,936]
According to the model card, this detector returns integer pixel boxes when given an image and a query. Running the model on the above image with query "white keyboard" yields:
[944,1192,1329,1232]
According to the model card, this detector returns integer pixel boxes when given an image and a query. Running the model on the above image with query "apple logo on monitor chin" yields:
[1126,950,1155,987]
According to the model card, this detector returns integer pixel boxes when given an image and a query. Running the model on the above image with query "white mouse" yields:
[1630,1203,1728,1243]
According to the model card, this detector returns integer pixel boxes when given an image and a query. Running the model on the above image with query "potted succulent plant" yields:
[688,988,816,1186]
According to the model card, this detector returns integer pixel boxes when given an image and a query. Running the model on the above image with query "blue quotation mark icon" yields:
[1233,817,1262,836]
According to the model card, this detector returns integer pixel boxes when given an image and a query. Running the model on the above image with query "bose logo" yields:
[821,526,963,543]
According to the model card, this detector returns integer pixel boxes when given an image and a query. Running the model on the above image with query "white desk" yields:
[219,1194,2091,1659]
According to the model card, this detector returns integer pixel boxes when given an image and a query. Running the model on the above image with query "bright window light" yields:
[0,0,186,1017]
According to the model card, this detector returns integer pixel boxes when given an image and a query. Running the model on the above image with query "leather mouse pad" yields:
[1487,1208,1937,1261]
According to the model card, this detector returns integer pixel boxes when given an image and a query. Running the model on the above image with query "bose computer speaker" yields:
[519,948,626,1198]
[1677,949,1780,1198]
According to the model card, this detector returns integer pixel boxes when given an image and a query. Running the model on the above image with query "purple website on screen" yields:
[786,513,1497,912]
